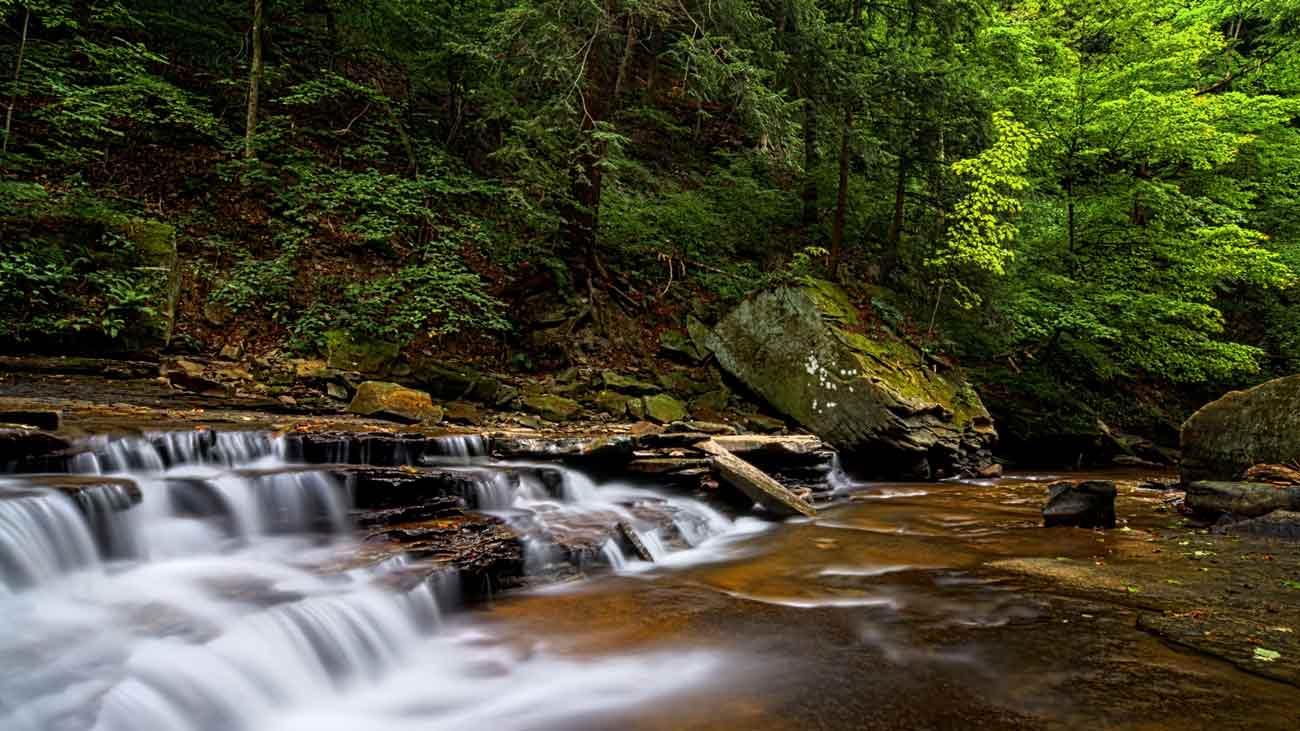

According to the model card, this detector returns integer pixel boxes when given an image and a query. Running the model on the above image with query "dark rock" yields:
[1043,480,1117,529]
[592,390,630,418]
[659,329,705,362]
[743,414,786,434]
[407,357,502,402]
[619,521,655,561]
[1217,510,1300,540]
[705,280,995,477]
[1186,480,1300,518]
[347,381,443,424]
[0,428,71,468]
[1182,375,1300,482]
[0,410,60,431]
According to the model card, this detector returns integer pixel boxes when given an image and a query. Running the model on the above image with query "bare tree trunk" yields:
[801,97,818,227]
[830,108,853,277]
[613,13,636,99]
[244,0,265,160]
[2,7,31,155]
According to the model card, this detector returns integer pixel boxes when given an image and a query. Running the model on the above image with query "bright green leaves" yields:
[928,112,1039,307]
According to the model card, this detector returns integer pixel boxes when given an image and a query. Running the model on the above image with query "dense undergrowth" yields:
[1,0,1298,446]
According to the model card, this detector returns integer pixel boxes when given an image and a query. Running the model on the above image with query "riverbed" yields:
[1,421,1297,730]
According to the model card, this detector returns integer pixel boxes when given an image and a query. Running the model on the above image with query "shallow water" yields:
[0,433,1293,730]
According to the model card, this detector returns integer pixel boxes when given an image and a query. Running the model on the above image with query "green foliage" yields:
[929,112,1039,307]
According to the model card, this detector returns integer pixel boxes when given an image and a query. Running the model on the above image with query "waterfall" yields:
[0,428,746,731]
[0,490,100,592]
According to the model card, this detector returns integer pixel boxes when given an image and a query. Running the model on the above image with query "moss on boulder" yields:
[522,394,582,422]
[1182,375,1300,483]
[347,381,442,424]
[705,280,996,477]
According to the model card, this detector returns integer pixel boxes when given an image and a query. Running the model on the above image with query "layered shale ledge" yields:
[6,429,823,602]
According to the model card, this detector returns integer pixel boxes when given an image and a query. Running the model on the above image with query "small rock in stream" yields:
[1043,480,1117,529]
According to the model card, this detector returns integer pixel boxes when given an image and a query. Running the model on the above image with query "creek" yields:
[0,430,1293,730]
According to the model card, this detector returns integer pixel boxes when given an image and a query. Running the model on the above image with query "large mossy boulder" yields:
[1182,375,1300,483]
[705,280,995,477]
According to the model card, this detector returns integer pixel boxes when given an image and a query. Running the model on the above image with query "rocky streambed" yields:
[1,382,1299,729]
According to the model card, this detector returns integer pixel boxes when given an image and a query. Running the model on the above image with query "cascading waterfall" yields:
[0,430,745,731]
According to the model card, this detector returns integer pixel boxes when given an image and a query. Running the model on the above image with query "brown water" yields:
[480,474,1298,730]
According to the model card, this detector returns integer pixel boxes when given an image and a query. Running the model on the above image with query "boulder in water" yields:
[1182,375,1300,482]
[1043,480,1117,529]
[347,382,443,424]
[705,281,995,477]
[1186,481,1300,518]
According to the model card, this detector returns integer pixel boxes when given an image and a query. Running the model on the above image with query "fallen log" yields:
[697,439,817,518]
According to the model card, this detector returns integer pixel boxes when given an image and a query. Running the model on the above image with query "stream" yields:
[0,430,1294,730]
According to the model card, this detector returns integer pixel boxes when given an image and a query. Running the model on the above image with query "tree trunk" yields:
[801,98,818,227]
[830,108,853,276]
[2,7,31,155]
[244,0,265,160]
[878,150,907,279]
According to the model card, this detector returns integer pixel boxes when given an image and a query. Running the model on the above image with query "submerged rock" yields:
[1217,510,1300,540]
[1182,375,1300,483]
[347,381,443,424]
[1186,481,1300,519]
[1042,480,1116,529]
[706,280,995,477]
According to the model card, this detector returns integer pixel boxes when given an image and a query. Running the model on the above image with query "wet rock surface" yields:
[1181,374,1300,482]
[1185,480,1300,518]
[1042,480,1117,529]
